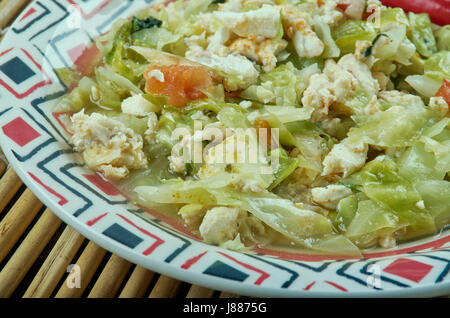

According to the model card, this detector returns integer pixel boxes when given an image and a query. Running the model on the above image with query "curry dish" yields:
[55,0,450,256]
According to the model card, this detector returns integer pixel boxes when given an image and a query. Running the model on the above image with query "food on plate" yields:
[55,0,450,256]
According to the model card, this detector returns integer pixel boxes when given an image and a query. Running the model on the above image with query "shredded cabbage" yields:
[407,12,437,58]
[348,106,432,147]
[59,0,450,255]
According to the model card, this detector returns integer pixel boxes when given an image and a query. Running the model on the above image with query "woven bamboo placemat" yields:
[0,0,241,298]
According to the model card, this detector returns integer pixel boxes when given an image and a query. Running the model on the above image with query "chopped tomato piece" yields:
[435,78,450,106]
[144,64,214,108]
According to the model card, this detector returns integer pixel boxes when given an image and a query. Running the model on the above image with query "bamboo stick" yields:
[0,159,6,176]
[23,226,85,298]
[0,189,43,263]
[148,275,182,298]
[55,241,107,298]
[0,0,32,29]
[0,209,61,297]
[118,265,155,298]
[186,285,215,298]
[0,168,23,215]
[87,254,132,298]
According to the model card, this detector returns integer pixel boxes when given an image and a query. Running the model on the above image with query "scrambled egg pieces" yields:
[311,184,353,209]
[213,5,281,39]
[280,4,324,58]
[71,111,148,180]
[322,138,369,179]
[186,44,260,91]
[302,53,380,121]
[198,206,266,247]
[199,207,246,244]
[188,0,326,78]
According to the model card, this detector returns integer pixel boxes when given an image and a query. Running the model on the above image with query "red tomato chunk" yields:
[144,64,214,107]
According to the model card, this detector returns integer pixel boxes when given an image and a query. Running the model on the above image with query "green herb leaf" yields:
[131,16,162,33]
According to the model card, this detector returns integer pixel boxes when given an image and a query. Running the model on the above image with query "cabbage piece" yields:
[242,63,320,106]
[407,12,437,58]
[103,15,177,82]
[258,63,303,106]
[112,113,149,136]
[134,179,334,241]
[86,108,150,136]
[424,51,450,83]
[436,25,450,51]
[361,156,422,213]
[94,66,142,109]
[419,139,450,176]
[98,66,142,95]
[217,107,251,128]
[360,156,436,236]
[105,22,144,82]
[308,234,361,256]
[397,142,446,182]
[367,8,413,66]
[156,111,188,149]
[182,100,246,116]
[132,27,182,52]
[393,38,416,66]
[104,19,133,65]
[334,194,359,232]
[285,120,323,136]
[405,75,443,98]
[333,20,377,55]
[378,7,410,27]
[313,16,340,58]
[344,85,376,117]
[260,112,297,147]
[346,200,399,238]
[407,51,450,97]
[54,76,96,112]
[398,52,425,76]
[236,193,333,240]
[415,180,450,229]
[268,148,303,190]
[348,106,431,147]
[373,24,407,62]
[263,106,313,124]
[155,0,213,44]
[96,19,128,55]
[418,117,450,175]
[55,67,82,90]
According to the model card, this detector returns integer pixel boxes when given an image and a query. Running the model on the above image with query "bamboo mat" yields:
[0,0,240,298]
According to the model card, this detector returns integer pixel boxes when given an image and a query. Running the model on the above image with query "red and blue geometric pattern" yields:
[0,0,448,297]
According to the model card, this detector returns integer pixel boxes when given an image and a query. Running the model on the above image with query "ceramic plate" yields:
[0,0,448,297]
